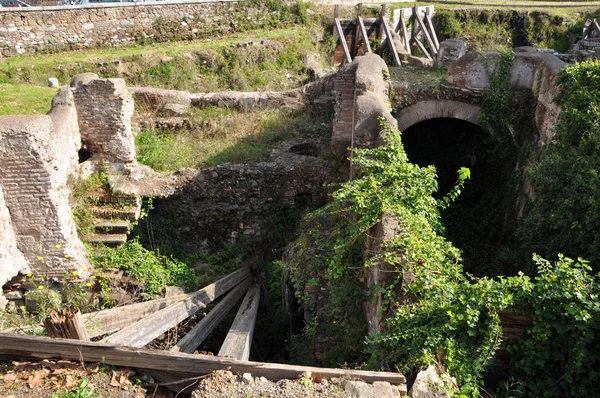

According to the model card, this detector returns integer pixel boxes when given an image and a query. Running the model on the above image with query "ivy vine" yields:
[479,50,516,134]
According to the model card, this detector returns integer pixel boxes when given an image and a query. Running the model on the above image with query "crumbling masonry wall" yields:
[0,115,89,281]
[331,53,396,160]
[73,75,136,163]
[0,186,29,286]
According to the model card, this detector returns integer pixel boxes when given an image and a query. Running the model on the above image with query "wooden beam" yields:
[381,18,402,67]
[335,18,352,65]
[593,20,600,37]
[414,7,437,55]
[399,15,411,55]
[353,5,361,58]
[101,268,251,347]
[0,332,407,385]
[218,285,261,361]
[171,279,250,354]
[44,309,90,341]
[413,36,432,60]
[358,17,372,53]
[425,8,440,52]
[83,291,204,338]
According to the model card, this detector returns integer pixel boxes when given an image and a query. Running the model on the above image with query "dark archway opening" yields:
[402,118,519,276]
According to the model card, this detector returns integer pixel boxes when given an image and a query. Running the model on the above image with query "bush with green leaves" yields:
[285,119,600,396]
[506,255,600,397]
[519,59,600,266]
[88,238,197,296]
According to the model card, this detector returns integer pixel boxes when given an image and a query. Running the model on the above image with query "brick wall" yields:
[73,77,135,163]
[0,186,29,287]
[331,66,356,159]
[0,115,89,277]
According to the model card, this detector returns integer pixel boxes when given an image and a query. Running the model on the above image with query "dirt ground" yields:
[0,360,351,398]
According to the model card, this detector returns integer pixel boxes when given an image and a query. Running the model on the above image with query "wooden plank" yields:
[172,279,250,354]
[357,17,372,53]
[0,333,407,384]
[102,268,251,347]
[414,7,437,55]
[84,269,254,338]
[413,36,432,60]
[335,18,352,64]
[353,5,361,58]
[84,292,198,338]
[425,8,440,52]
[218,285,261,361]
[381,18,401,67]
[399,15,411,55]
[593,20,600,37]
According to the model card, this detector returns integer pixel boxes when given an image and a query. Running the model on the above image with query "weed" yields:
[88,237,197,296]
[51,379,97,398]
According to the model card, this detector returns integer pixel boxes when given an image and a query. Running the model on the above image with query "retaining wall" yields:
[0,0,261,56]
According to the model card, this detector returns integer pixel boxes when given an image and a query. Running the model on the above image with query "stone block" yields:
[344,380,374,398]
[436,39,466,69]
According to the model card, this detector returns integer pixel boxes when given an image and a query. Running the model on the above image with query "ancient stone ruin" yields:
[0,74,138,285]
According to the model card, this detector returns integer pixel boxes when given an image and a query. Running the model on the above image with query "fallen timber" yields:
[217,284,261,360]
[0,333,407,386]
[101,267,251,347]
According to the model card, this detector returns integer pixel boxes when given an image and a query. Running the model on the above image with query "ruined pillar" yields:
[0,115,89,277]
[71,74,136,163]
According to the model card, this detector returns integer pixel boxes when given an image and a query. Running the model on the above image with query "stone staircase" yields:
[83,193,141,248]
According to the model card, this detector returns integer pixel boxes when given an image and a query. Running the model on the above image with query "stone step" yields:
[85,234,128,248]
[91,193,140,207]
[91,206,140,222]
[93,220,130,235]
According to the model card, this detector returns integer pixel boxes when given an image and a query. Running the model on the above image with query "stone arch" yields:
[395,100,487,135]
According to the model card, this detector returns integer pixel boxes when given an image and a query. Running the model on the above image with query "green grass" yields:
[0,84,58,115]
[135,107,303,172]
[0,26,328,93]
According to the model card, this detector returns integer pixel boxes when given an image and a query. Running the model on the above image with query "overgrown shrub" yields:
[88,238,197,296]
[519,60,600,266]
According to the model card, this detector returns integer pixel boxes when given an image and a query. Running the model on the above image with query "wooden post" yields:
[414,6,437,55]
[382,18,401,67]
[414,36,432,60]
[44,309,90,341]
[358,17,372,53]
[335,18,353,65]
[218,285,261,361]
[353,4,362,58]
[399,14,411,55]
[425,7,440,52]
[171,279,251,354]
[101,268,251,348]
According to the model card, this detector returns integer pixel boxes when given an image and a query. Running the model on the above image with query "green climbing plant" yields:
[479,50,515,134]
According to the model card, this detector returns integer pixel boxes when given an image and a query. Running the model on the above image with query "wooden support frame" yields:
[414,36,432,60]
[0,332,407,385]
[171,279,251,354]
[358,17,372,53]
[335,17,352,65]
[381,18,401,67]
[425,7,440,52]
[102,268,251,347]
[218,285,261,361]
[399,15,411,56]
[414,5,437,55]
